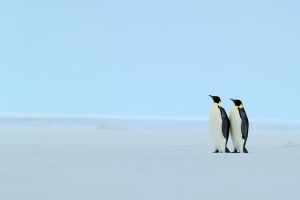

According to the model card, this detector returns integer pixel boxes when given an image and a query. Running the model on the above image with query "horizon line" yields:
[0,113,299,123]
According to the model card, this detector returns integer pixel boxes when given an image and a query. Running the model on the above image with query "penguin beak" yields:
[209,95,215,100]
[230,99,235,102]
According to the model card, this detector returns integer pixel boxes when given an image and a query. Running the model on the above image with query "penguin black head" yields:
[230,99,243,106]
[209,95,221,104]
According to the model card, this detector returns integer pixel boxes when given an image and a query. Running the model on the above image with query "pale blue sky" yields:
[0,1,299,120]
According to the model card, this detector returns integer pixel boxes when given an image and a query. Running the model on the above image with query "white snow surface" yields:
[0,116,300,200]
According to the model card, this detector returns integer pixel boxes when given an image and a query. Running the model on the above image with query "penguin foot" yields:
[243,148,248,153]
[232,149,238,153]
[225,147,231,153]
[213,150,219,153]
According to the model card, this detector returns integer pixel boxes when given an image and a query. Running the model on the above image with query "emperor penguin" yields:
[229,99,249,153]
[209,95,230,153]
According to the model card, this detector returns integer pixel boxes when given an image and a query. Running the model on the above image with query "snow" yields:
[0,117,299,200]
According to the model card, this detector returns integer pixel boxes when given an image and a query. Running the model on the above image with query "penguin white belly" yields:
[210,109,226,152]
[230,109,244,152]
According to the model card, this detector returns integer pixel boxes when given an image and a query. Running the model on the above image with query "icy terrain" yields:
[0,116,299,200]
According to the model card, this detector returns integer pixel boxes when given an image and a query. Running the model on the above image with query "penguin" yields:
[209,95,230,153]
[229,99,249,153]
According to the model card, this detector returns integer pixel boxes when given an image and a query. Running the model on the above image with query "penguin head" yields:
[230,99,243,107]
[209,95,221,105]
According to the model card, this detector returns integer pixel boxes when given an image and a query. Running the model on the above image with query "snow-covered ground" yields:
[0,116,299,200]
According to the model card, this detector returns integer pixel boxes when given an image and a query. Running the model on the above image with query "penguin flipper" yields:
[238,108,249,141]
[243,147,248,153]
[218,106,230,139]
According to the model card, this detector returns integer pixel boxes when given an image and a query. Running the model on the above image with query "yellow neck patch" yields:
[218,101,222,106]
